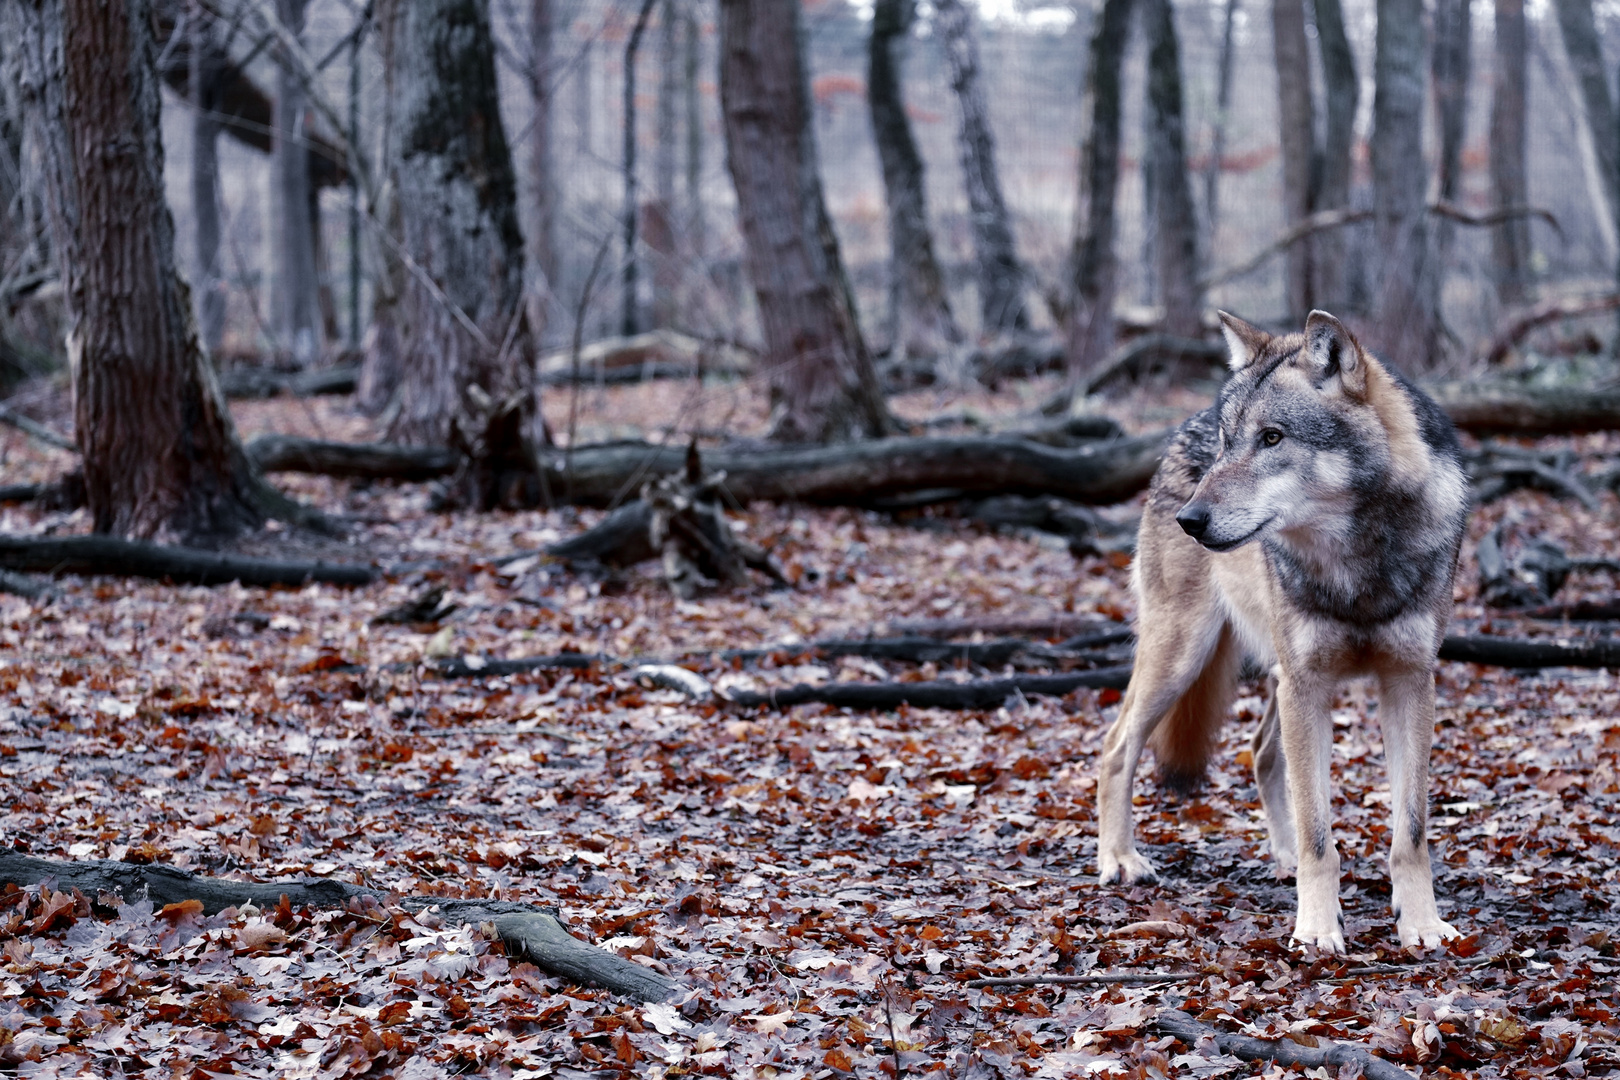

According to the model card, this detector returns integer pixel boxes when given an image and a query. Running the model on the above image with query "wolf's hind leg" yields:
[1097,613,1232,885]
[1251,671,1298,878]
[1380,667,1459,949]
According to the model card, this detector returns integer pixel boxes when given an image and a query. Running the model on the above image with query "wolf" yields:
[1094,310,1469,953]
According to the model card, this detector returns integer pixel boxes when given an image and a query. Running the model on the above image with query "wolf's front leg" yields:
[1277,670,1345,953]
[1250,675,1298,879]
[1096,685,1159,884]
[1379,667,1459,949]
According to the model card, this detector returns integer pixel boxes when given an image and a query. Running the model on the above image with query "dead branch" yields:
[967,973,1193,987]
[220,364,360,400]
[0,568,51,601]
[723,667,1133,710]
[537,329,752,385]
[1427,200,1562,238]
[883,615,1121,640]
[247,434,458,481]
[0,850,675,1002]
[1153,1009,1416,1080]
[0,483,48,504]
[0,403,75,452]
[1083,334,1226,395]
[1519,598,1620,620]
[1481,293,1620,364]
[0,535,377,587]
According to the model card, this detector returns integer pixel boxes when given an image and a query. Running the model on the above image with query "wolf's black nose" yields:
[1176,504,1210,539]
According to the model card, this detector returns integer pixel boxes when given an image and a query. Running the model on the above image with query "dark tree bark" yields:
[271,0,322,365]
[1551,0,1618,232]
[1273,0,1315,320]
[621,0,657,337]
[717,0,890,443]
[868,0,960,360]
[1430,0,1470,318]
[1311,0,1357,309]
[369,0,537,451]
[530,0,558,299]
[683,3,703,257]
[934,0,1028,334]
[1490,0,1531,306]
[1142,0,1202,337]
[1369,0,1436,369]
[1064,0,1134,377]
[9,0,277,543]
[653,0,680,328]
[1201,0,1238,251]
[189,0,225,354]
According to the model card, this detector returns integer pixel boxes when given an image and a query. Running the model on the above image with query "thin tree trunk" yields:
[1202,0,1238,252]
[1370,0,1435,368]
[9,0,271,543]
[1312,0,1357,309]
[1143,0,1202,336]
[934,0,1028,335]
[1065,0,1134,378]
[869,0,960,360]
[717,0,891,443]
[272,0,321,364]
[683,4,703,257]
[347,31,362,346]
[190,0,225,354]
[622,0,657,337]
[530,0,558,299]
[373,0,536,450]
[1551,0,1618,229]
[1490,0,1531,307]
[653,0,679,328]
[1273,0,1315,320]
[1430,0,1470,328]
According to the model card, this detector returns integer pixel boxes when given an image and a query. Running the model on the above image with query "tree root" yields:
[1153,1009,1416,1080]
[0,850,675,1002]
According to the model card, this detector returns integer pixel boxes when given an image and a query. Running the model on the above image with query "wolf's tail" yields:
[1148,624,1239,795]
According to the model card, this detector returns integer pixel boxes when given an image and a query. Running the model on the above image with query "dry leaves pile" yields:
[0,385,1617,1078]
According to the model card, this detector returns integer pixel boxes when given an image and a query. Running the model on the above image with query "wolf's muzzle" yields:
[1176,502,1212,541]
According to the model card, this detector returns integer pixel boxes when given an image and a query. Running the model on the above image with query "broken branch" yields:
[1153,1009,1416,1080]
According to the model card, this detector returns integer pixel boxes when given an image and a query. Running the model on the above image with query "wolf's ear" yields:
[1217,311,1270,372]
[1303,310,1366,397]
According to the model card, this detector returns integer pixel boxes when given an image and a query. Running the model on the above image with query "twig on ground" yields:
[0,404,75,453]
[966,972,1194,987]
[1153,1009,1417,1080]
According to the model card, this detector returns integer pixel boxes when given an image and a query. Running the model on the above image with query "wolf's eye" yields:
[1260,429,1283,447]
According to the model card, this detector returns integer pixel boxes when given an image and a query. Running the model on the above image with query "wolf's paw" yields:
[1398,918,1460,950]
[1098,849,1157,885]
[1289,924,1347,955]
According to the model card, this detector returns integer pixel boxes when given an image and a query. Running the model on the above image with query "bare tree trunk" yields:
[622,0,657,337]
[869,0,960,360]
[1143,0,1202,336]
[934,0,1027,335]
[1065,0,1134,378]
[1273,0,1315,320]
[1551,0,1618,228]
[372,0,536,449]
[190,0,225,354]
[9,0,270,543]
[530,0,558,302]
[717,0,890,443]
[1370,0,1436,368]
[271,0,321,364]
[653,0,679,329]
[1312,0,1357,309]
[1490,0,1531,307]
[684,4,703,257]
[1201,0,1238,252]
[1430,0,1470,326]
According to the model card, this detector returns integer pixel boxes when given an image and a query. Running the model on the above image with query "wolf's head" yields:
[1176,310,1424,553]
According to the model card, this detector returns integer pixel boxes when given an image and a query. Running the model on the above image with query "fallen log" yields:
[538,329,752,384]
[220,364,359,400]
[724,667,1134,710]
[247,434,459,481]
[1438,634,1620,668]
[0,568,51,601]
[0,850,675,1002]
[1154,1009,1415,1080]
[1519,598,1620,621]
[1428,382,1620,436]
[0,534,377,587]
[884,614,1121,640]
[544,431,1172,508]
[0,483,47,504]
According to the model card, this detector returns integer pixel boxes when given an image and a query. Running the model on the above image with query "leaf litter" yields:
[0,384,1617,1077]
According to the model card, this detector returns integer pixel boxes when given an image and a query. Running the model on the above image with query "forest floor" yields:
[1,371,1618,1078]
